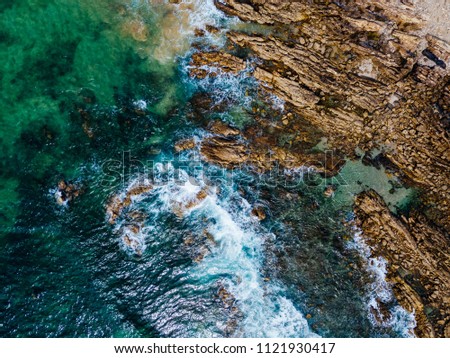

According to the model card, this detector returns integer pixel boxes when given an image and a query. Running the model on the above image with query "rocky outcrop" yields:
[354,190,450,337]
[189,52,246,79]
[54,180,82,206]
[201,136,249,168]
[190,0,449,232]
[106,180,154,257]
[106,181,154,225]
[176,116,345,175]
[174,138,196,153]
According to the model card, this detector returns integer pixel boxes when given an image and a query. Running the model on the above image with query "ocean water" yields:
[0,0,415,337]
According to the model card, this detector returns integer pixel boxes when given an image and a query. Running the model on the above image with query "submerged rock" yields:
[121,19,149,42]
[216,285,242,336]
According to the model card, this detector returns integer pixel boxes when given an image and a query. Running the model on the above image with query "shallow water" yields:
[0,0,415,337]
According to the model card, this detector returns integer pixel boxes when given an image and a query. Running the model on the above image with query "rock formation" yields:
[54,180,82,206]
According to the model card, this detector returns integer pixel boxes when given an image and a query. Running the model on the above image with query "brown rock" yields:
[106,181,153,224]
[208,121,240,137]
[174,138,196,152]
[251,206,267,221]
[189,51,246,79]
[121,19,148,42]
[194,28,205,37]
[206,24,220,34]
[201,136,249,168]
[55,180,82,206]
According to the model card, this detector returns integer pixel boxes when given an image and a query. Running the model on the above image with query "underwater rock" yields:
[193,246,210,263]
[218,286,236,310]
[216,285,242,336]
[121,19,149,42]
[354,190,450,338]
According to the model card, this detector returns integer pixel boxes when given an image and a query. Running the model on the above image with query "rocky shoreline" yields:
[355,190,450,337]
[188,0,450,337]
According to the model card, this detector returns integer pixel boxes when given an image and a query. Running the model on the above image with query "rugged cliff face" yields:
[188,0,450,336]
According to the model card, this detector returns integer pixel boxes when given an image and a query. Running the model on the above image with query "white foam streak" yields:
[192,194,316,337]
[146,164,317,337]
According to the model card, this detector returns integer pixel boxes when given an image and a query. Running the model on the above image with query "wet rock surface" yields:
[106,181,154,257]
[190,51,246,79]
[54,180,82,206]
[177,107,345,175]
[106,182,154,225]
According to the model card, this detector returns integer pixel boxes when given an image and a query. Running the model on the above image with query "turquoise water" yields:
[0,0,415,337]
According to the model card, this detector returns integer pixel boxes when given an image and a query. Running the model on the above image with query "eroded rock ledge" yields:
[354,190,450,338]
[197,119,344,175]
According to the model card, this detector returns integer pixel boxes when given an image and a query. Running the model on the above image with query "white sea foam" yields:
[133,99,147,110]
[162,165,316,337]
[115,163,317,337]
[186,62,256,107]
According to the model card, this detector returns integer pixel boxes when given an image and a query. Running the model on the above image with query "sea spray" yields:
[109,163,317,337]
